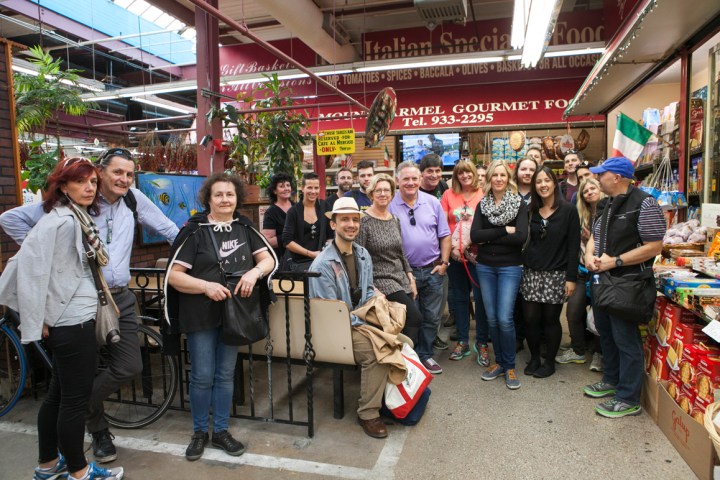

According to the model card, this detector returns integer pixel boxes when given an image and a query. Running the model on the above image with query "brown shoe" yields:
[358,417,388,439]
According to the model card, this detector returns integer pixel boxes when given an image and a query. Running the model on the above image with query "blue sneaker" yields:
[481,364,505,381]
[33,453,68,480]
[71,463,124,480]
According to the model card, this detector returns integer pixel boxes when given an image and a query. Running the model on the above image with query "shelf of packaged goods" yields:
[635,162,656,178]
[689,146,704,157]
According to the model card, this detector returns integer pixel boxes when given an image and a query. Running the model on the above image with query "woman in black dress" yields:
[261,173,293,260]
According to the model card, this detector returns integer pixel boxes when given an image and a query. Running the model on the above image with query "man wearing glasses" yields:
[389,161,451,375]
[0,148,178,462]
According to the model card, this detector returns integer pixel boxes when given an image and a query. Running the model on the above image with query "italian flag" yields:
[611,113,653,163]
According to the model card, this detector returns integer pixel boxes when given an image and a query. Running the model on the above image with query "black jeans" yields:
[565,274,601,355]
[523,301,564,366]
[86,288,143,434]
[386,290,422,347]
[38,320,97,473]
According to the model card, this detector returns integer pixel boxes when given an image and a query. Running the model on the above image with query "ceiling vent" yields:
[414,0,468,30]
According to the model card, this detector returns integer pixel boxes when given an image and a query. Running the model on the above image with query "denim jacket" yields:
[308,241,375,326]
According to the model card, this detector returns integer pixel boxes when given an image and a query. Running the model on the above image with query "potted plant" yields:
[208,73,310,197]
[14,46,93,193]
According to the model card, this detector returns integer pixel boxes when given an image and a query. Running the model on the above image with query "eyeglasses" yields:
[540,218,549,240]
[62,157,93,169]
[96,148,134,166]
[310,224,318,240]
[408,208,416,226]
[374,188,392,195]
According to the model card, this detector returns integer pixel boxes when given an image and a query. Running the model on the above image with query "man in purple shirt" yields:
[389,161,451,374]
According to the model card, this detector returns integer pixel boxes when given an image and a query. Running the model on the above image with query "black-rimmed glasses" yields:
[540,218,549,240]
[408,208,416,226]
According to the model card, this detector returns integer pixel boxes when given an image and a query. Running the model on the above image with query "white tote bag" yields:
[384,343,433,419]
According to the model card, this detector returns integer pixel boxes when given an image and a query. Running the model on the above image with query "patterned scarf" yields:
[66,200,110,266]
[479,190,522,226]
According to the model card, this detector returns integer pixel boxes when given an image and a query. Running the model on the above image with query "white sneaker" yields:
[590,353,603,372]
[555,349,586,364]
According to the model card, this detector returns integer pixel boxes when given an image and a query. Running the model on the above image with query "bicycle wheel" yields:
[0,323,27,417]
[102,319,178,429]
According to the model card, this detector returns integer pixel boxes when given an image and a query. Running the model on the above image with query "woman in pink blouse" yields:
[440,161,489,365]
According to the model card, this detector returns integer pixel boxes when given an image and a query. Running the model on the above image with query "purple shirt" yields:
[389,191,450,268]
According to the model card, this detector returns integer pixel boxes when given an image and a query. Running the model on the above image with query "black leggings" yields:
[522,301,563,364]
[386,290,422,347]
[38,320,97,474]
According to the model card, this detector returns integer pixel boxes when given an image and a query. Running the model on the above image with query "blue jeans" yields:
[593,306,643,405]
[187,327,239,433]
[412,266,445,361]
[447,260,488,344]
[476,263,523,370]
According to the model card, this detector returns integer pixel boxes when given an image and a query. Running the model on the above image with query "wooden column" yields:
[195,0,223,176]
[0,39,23,268]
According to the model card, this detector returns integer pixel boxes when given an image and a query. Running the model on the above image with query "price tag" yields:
[702,319,720,343]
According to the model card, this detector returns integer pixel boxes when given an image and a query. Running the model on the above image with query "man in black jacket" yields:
[584,157,665,418]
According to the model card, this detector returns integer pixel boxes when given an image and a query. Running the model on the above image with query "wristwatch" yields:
[615,256,624,267]
[440,260,450,266]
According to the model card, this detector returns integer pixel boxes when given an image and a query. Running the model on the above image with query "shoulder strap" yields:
[123,190,138,222]
[81,235,104,292]
[206,227,230,284]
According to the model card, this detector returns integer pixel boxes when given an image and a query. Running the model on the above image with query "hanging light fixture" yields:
[511,0,531,49]
[513,0,563,68]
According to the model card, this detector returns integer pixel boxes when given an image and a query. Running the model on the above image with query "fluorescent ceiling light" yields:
[12,58,106,92]
[520,0,563,68]
[511,0,531,49]
[356,55,505,72]
[80,42,603,102]
[131,96,196,115]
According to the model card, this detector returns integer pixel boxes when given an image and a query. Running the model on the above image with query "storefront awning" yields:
[564,0,720,118]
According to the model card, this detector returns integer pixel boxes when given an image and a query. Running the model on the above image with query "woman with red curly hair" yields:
[0,157,124,480]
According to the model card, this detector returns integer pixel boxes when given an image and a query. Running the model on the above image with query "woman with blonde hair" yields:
[356,174,421,344]
[470,160,528,389]
[440,161,488,364]
[557,177,606,371]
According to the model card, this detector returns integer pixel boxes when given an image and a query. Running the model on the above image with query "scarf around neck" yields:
[480,190,522,226]
[66,200,110,266]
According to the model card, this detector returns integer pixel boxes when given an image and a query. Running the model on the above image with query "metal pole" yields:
[184,0,369,113]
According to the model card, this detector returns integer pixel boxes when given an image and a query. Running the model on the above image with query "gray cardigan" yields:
[0,205,86,343]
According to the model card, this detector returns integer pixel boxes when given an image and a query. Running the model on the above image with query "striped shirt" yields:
[593,196,666,256]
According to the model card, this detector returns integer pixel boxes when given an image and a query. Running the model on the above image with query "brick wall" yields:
[0,40,21,269]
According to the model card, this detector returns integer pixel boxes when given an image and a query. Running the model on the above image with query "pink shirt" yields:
[440,189,483,233]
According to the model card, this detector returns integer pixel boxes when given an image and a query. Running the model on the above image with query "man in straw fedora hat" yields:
[308,197,394,439]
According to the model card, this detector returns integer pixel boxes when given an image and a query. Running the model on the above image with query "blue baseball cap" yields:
[589,157,635,179]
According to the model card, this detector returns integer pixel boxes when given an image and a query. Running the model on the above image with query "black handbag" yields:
[209,228,268,346]
[591,271,656,324]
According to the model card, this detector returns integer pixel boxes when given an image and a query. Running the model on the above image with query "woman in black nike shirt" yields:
[166,173,276,462]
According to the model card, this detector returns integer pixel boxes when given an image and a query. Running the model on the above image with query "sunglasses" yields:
[540,218,549,240]
[62,157,93,169]
[96,148,134,166]
[408,208,416,226]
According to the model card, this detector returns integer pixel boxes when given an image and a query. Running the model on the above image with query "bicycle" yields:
[0,309,178,429]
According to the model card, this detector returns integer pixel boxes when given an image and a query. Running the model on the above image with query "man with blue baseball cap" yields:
[582,157,666,418]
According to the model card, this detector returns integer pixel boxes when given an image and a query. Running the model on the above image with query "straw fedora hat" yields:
[325,197,366,219]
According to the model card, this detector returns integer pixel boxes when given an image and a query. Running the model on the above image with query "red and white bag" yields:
[384,343,433,418]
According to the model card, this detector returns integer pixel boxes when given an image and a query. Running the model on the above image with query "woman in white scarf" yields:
[470,160,529,390]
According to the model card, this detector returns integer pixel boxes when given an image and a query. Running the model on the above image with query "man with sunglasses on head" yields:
[0,148,178,463]
[388,161,450,375]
